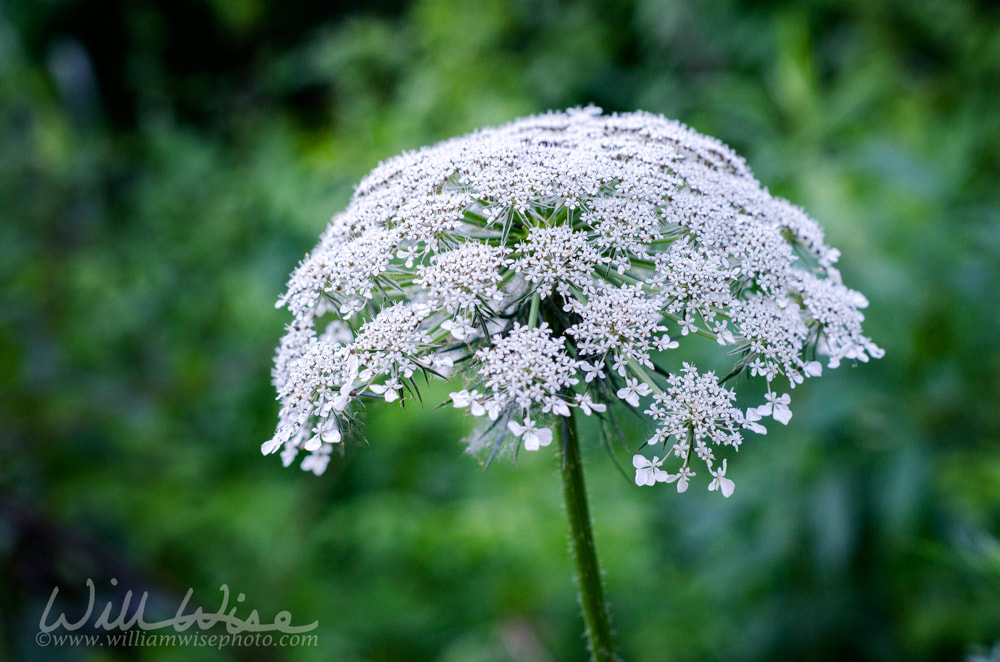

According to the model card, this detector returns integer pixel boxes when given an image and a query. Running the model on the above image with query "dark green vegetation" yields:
[2,1,999,660]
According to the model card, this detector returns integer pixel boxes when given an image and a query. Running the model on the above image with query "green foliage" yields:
[2,0,999,660]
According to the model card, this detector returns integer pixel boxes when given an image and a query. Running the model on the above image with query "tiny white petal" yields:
[450,390,472,407]
[261,438,282,455]
[531,427,553,448]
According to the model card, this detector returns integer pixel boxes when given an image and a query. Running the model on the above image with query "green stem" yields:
[527,293,541,329]
[558,410,618,662]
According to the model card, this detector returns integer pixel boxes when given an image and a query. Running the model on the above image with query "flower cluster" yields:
[265,106,882,495]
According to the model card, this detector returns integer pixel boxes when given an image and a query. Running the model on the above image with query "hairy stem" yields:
[558,410,618,662]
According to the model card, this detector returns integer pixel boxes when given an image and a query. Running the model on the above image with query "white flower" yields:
[743,408,768,435]
[301,445,332,476]
[329,354,360,412]
[616,377,652,408]
[397,245,419,268]
[450,389,477,408]
[508,418,553,451]
[664,466,695,493]
[330,383,353,413]
[261,437,283,456]
[713,321,736,346]
[306,416,342,450]
[575,393,607,416]
[474,323,578,413]
[731,297,808,383]
[280,443,298,468]
[670,437,690,457]
[417,243,507,314]
[653,240,736,320]
[757,392,793,425]
[653,335,679,351]
[632,455,667,486]
[582,197,661,273]
[707,459,736,498]
[580,361,606,383]
[803,361,823,377]
[441,318,477,341]
[482,401,503,421]
[266,107,880,489]
[645,365,744,449]
[370,377,402,402]
[694,440,714,463]
[678,316,697,336]
[430,355,455,377]
[565,284,666,371]
[511,225,605,298]
[450,388,491,417]
[543,398,572,417]
[338,298,367,317]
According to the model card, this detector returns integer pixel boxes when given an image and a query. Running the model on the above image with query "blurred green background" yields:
[2,0,999,660]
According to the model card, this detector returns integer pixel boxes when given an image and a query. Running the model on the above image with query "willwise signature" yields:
[39,579,318,634]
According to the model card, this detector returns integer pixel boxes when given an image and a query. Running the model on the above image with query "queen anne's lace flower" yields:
[474,323,579,421]
[641,364,745,483]
[511,225,605,298]
[565,284,668,375]
[416,243,508,315]
[265,106,881,496]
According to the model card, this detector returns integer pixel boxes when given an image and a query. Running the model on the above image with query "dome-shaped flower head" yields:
[265,106,882,497]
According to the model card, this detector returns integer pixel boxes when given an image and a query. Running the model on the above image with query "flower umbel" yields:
[265,106,882,497]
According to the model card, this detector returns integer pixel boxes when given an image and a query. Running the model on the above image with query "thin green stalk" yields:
[558,409,618,662]
[527,293,541,329]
